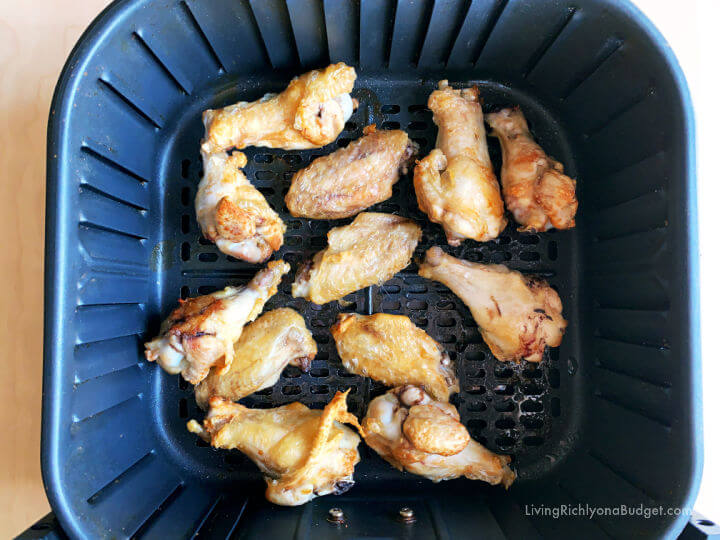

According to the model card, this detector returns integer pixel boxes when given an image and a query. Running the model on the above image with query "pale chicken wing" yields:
[187,391,364,506]
[292,212,421,305]
[362,386,515,487]
[195,308,317,409]
[331,313,458,401]
[196,150,285,263]
[285,125,418,219]
[202,63,357,152]
[144,260,290,383]
[486,107,577,232]
[413,80,506,245]
[418,247,566,363]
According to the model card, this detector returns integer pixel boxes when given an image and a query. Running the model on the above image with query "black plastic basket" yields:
[40,0,700,538]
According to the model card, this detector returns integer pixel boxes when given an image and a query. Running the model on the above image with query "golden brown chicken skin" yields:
[418,247,566,363]
[331,313,458,401]
[201,63,357,152]
[144,260,289,384]
[413,80,506,245]
[486,107,578,232]
[194,308,317,409]
[187,391,363,506]
[292,212,421,305]
[362,386,515,487]
[285,125,418,219]
[196,151,285,263]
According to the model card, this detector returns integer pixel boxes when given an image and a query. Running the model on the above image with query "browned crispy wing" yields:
[418,247,566,363]
[362,386,515,487]
[201,63,357,152]
[144,260,290,383]
[414,80,506,244]
[486,106,577,232]
[286,125,417,219]
[196,151,285,263]
[195,308,317,408]
[331,312,458,401]
[187,391,363,506]
[292,212,421,304]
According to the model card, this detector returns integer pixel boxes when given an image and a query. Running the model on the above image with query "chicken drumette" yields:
[196,150,285,263]
[144,260,290,384]
[418,247,566,363]
[195,308,317,409]
[285,125,418,219]
[187,391,363,506]
[202,63,357,152]
[486,107,577,232]
[292,212,421,305]
[414,80,506,245]
[362,386,515,487]
[331,313,458,402]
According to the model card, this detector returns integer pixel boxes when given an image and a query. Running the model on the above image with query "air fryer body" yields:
[43,1,699,538]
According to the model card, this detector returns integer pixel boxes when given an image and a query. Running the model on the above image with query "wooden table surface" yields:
[0,0,704,537]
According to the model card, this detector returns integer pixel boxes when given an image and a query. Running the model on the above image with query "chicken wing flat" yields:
[413,80,506,245]
[362,386,515,487]
[187,390,364,506]
[418,247,565,363]
[292,212,421,305]
[285,125,418,219]
[331,313,458,401]
[201,63,357,153]
[196,150,285,263]
[195,308,317,409]
[144,260,290,384]
[486,107,577,232]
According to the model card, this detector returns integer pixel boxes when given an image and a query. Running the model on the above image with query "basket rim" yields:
[42,1,700,538]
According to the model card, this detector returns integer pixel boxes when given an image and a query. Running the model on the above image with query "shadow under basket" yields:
[42,0,699,538]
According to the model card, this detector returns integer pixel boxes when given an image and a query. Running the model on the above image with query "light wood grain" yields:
[0,1,109,537]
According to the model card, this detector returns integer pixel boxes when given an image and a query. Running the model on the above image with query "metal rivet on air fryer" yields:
[398,507,416,523]
[327,507,345,525]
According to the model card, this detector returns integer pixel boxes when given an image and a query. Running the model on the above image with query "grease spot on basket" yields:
[353,88,383,126]
[149,240,175,271]
[568,356,578,375]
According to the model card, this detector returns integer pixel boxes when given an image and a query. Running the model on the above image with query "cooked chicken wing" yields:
[144,260,290,384]
[195,308,317,409]
[486,107,577,232]
[196,150,285,263]
[292,212,421,305]
[201,63,357,153]
[285,125,418,219]
[362,386,515,487]
[413,80,506,245]
[418,247,565,363]
[187,390,363,506]
[331,313,458,401]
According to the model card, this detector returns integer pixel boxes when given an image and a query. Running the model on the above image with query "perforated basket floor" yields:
[160,76,580,484]
[44,1,698,539]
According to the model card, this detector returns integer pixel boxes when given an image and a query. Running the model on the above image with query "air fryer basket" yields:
[42,0,699,538]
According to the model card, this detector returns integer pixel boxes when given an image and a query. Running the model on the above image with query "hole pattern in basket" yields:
[170,97,569,467]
